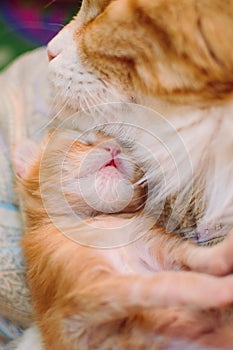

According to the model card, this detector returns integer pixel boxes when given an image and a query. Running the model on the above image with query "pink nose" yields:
[102,142,121,158]
[47,49,56,62]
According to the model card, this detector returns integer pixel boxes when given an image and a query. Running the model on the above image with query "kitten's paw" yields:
[14,326,44,350]
[13,138,38,178]
[187,229,233,276]
[210,229,233,275]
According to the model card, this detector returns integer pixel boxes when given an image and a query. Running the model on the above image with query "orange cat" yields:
[16,129,233,350]
[48,0,233,109]
[47,0,233,247]
[13,0,233,348]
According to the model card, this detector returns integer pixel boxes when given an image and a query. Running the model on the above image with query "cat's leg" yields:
[43,273,233,350]
[148,227,233,276]
[72,273,233,317]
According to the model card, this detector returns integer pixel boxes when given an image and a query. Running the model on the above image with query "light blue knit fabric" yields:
[0,48,51,341]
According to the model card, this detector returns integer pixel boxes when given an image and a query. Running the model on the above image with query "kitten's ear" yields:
[13,139,39,179]
[79,0,112,23]
[13,131,56,179]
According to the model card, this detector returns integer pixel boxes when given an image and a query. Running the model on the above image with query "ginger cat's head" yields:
[48,0,233,112]
[17,130,147,225]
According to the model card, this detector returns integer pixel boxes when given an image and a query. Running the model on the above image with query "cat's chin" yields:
[76,169,135,214]
[97,164,122,179]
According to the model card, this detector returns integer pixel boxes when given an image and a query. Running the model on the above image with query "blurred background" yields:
[0,0,81,71]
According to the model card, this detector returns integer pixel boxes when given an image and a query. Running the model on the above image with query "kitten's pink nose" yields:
[102,142,121,158]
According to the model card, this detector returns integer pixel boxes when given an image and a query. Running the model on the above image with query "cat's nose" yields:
[47,28,73,62]
[47,49,56,62]
[47,43,60,61]
[101,141,121,158]
[47,32,66,61]
[47,39,62,61]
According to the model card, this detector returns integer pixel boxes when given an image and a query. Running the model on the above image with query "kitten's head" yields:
[48,0,233,112]
[17,130,147,219]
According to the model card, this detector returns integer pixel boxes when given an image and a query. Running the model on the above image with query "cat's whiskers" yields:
[133,202,148,213]
[134,175,148,187]
[29,89,66,138]
[82,93,94,111]
[83,87,106,110]
[39,99,69,133]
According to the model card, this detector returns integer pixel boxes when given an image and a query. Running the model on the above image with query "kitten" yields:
[16,129,233,350]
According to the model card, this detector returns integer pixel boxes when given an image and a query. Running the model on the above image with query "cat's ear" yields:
[13,139,39,179]
[79,0,112,24]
